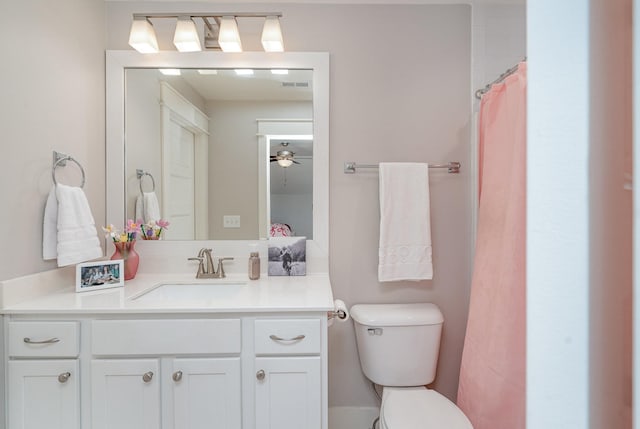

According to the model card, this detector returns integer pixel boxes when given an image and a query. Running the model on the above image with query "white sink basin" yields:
[131,282,246,303]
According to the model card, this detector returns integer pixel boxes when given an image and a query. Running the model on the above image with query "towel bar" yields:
[344,161,461,174]
[136,169,156,193]
[52,151,86,188]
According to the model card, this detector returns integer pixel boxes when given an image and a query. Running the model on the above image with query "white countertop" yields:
[0,270,334,315]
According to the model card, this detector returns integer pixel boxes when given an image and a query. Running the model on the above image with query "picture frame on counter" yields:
[268,237,307,276]
[76,260,125,292]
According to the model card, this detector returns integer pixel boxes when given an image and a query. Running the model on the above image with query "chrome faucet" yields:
[188,248,234,279]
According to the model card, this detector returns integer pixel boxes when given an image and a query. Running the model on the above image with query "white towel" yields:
[378,163,433,281]
[42,186,58,260]
[135,192,161,223]
[43,184,103,267]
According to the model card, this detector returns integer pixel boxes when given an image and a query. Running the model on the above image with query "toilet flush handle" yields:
[367,328,383,336]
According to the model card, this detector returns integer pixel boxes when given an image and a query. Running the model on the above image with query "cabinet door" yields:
[171,358,242,429]
[91,359,161,429]
[8,360,79,429]
[255,357,321,429]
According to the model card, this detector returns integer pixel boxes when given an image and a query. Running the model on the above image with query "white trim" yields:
[634,0,640,426]
[159,83,209,240]
[527,0,590,426]
[257,120,314,240]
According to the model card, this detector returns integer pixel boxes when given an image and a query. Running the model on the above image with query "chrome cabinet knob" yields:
[172,371,183,382]
[142,371,154,383]
[256,370,266,381]
[58,372,71,383]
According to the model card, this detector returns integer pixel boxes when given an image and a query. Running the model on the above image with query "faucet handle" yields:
[216,257,234,278]
[188,256,205,277]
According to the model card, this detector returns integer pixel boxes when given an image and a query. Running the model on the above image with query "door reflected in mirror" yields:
[125,68,313,240]
[269,139,313,239]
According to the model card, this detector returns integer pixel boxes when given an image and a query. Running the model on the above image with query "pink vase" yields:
[110,241,139,280]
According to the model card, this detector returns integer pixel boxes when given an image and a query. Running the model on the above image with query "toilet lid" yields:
[382,388,473,429]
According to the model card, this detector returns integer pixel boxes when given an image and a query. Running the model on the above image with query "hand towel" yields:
[135,192,161,223]
[378,163,433,281]
[43,184,103,267]
[42,186,58,260]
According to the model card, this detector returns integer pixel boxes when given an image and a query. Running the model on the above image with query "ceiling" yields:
[163,69,313,102]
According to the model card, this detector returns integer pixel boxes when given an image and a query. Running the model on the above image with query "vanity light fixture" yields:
[234,69,254,76]
[271,69,289,75]
[173,16,201,52]
[261,16,284,52]
[128,13,284,54]
[128,17,159,53]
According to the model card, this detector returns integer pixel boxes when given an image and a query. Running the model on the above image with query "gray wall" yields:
[119,2,474,405]
[207,100,312,239]
[0,0,106,280]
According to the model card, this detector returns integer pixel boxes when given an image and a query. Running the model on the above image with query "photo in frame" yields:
[268,237,306,276]
[76,260,125,292]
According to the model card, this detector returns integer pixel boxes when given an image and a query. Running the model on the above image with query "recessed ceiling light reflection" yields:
[160,69,181,76]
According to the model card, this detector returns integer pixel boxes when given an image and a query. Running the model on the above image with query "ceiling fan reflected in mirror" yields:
[270,143,300,167]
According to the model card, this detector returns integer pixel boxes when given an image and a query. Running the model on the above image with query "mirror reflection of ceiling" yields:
[164,69,313,101]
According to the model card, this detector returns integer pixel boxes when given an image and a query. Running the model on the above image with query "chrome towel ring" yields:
[52,151,86,188]
[136,169,156,194]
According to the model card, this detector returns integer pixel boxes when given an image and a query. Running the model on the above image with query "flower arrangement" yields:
[102,219,141,243]
[102,219,170,242]
[140,219,170,240]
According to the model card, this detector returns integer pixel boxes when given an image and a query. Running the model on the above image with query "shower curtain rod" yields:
[475,58,527,100]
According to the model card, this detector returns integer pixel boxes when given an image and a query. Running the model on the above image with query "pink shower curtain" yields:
[457,63,526,429]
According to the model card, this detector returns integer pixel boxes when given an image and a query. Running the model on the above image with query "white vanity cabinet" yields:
[253,319,323,429]
[8,360,80,429]
[90,319,242,429]
[91,359,161,429]
[6,321,81,429]
[3,314,327,429]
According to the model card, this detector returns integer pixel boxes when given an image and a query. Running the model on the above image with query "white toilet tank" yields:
[351,303,444,387]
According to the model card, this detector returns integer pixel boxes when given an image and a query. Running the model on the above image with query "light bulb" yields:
[218,16,242,53]
[128,17,159,54]
[261,16,284,52]
[173,16,201,52]
[277,159,294,167]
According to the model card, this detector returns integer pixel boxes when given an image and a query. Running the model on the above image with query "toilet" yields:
[351,303,473,429]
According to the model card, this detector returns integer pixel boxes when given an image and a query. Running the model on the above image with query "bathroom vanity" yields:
[0,271,334,429]
[0,49,333,429]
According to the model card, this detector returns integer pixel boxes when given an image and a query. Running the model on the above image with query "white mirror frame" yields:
[106,51,330,259]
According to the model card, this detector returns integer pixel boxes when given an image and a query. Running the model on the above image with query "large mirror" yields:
[107,51,329,254]
[125,67,313,241]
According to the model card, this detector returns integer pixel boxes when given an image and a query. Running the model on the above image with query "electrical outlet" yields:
[223,215,241,228]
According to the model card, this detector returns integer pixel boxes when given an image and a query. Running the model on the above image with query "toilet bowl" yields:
[379,387,472,429]
[350,303,473,429]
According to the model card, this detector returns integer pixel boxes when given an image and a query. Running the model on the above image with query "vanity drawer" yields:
[92,319,241,356]
[8,321,79,358]
[254,319,320,355]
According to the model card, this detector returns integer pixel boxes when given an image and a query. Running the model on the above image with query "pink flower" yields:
[125,219,140,233]
[156,219,170,228]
